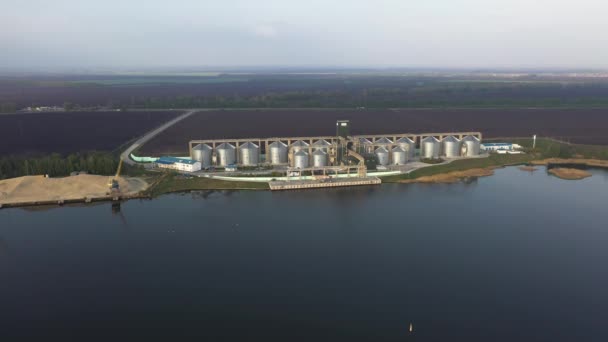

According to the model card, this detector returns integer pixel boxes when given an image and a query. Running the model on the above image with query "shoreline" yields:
[3,157,608,210]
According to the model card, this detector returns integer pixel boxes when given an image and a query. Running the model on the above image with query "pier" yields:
[269,177,381,191]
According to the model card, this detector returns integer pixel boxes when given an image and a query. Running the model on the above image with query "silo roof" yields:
[269,141,287,147]
[462,135,480,142]
[313,149,327,155]
[375,137,393,144]
[442,135,460,142]
[294,150,308,156]
[291,140,310,147]
[392,146,406,152]
[396,137,415,144]
[421,136,440,143]
[312,139,332,147]
[217,142,235,149]
[358,137,372,144]
[239,141,259,148]
[375,146,389,153]
[193,143,212,150]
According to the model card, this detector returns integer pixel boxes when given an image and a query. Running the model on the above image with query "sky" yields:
[1,0,607,71]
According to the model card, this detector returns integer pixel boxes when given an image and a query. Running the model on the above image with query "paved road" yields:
[121,109,197,165]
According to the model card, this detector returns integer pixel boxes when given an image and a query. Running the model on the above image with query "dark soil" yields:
[0,111,181,155]
[139,108,608,155]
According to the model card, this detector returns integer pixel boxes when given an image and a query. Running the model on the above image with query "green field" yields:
[145,173,268,197]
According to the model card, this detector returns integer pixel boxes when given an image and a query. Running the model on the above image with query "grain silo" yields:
[375,137,393,147]
[396,137,416,159]
[312,139,332,151]
[461,136,481,157]
[192,143,212,168]
[358,137,374,154]
[442,136,461,158]
[216,142,236,166]
[421,137,440,159]
[239,142,259,166]
[291,140,309,153]
[312,149,328,167]
[293,150,309,169]
[375,146,389,166]
[268,141,288,164]
[391,146,407,165]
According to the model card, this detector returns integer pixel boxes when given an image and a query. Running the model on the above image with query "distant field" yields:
[139,108,608,155]
[4,74,608,110]
[0,111,182,155]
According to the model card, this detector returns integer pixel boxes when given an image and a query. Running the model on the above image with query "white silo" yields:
[421,137,440,159]
[442,136,461,158]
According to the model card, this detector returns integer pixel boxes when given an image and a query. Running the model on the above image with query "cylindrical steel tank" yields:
[461,136,481,157]
[358,138,374,154]
[375,147,389,166]
[396,137,416,159]
[216,142,236,166]
[291,140,309,153]
[192,143,212,167]
[239,142,259,166]
[312,139,331,152]
[375,137,393,147]
[421,137,440,159]
[312,149,328,167]
[293,150,309,169]
[391,146,407,165]
[442,136,461,158]
[268,141,288,164]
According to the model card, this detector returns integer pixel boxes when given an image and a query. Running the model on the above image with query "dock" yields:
[268,177,381,191]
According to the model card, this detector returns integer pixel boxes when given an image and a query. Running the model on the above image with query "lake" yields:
[1,167,608,341]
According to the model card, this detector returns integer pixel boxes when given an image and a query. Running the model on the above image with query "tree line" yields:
[0,152,118,180]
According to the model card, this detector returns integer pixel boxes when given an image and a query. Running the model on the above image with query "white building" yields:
[156,156,202,172]
[480,143,513,151]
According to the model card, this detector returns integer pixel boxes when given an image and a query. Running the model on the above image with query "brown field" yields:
[0,110,182,155]
[139,108,608,155]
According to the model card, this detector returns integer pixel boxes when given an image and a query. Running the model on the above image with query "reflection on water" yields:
[1,166,608,342]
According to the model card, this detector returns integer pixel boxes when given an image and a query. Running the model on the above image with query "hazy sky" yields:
[1,0,607,70]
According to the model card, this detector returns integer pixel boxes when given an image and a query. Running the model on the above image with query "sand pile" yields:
[0,174,148,204]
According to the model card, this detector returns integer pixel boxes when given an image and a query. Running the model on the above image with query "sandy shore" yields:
[548,168,592,180]
[396,168,495,184]
[0,174,148,205]
[531,158,608,168]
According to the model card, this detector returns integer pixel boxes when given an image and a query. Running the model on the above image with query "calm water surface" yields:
[1,167,608,341]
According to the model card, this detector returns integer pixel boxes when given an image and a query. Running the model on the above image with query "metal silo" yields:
[192,143,212,167]
[239,141,259,166]
[312,149,328,167]
[293,150,309,169]
[216,142,236,166]
[375,147,389,166]
[312,139,332,152]
[291,140,309,153]
[421,137,440,159]
[375,137,393,147]
[461,136,481,157]
[358,137,374,154]
[442,136,461,158]
[269,141,288,164]
[396,137,416,159]
[391,146,407,165]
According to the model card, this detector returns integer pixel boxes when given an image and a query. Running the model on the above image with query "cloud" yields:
[252,24,278,38]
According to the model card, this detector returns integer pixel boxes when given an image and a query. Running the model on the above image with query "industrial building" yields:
[187,121,483,171]
[156,156,202,172]
[480,143,514,151]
